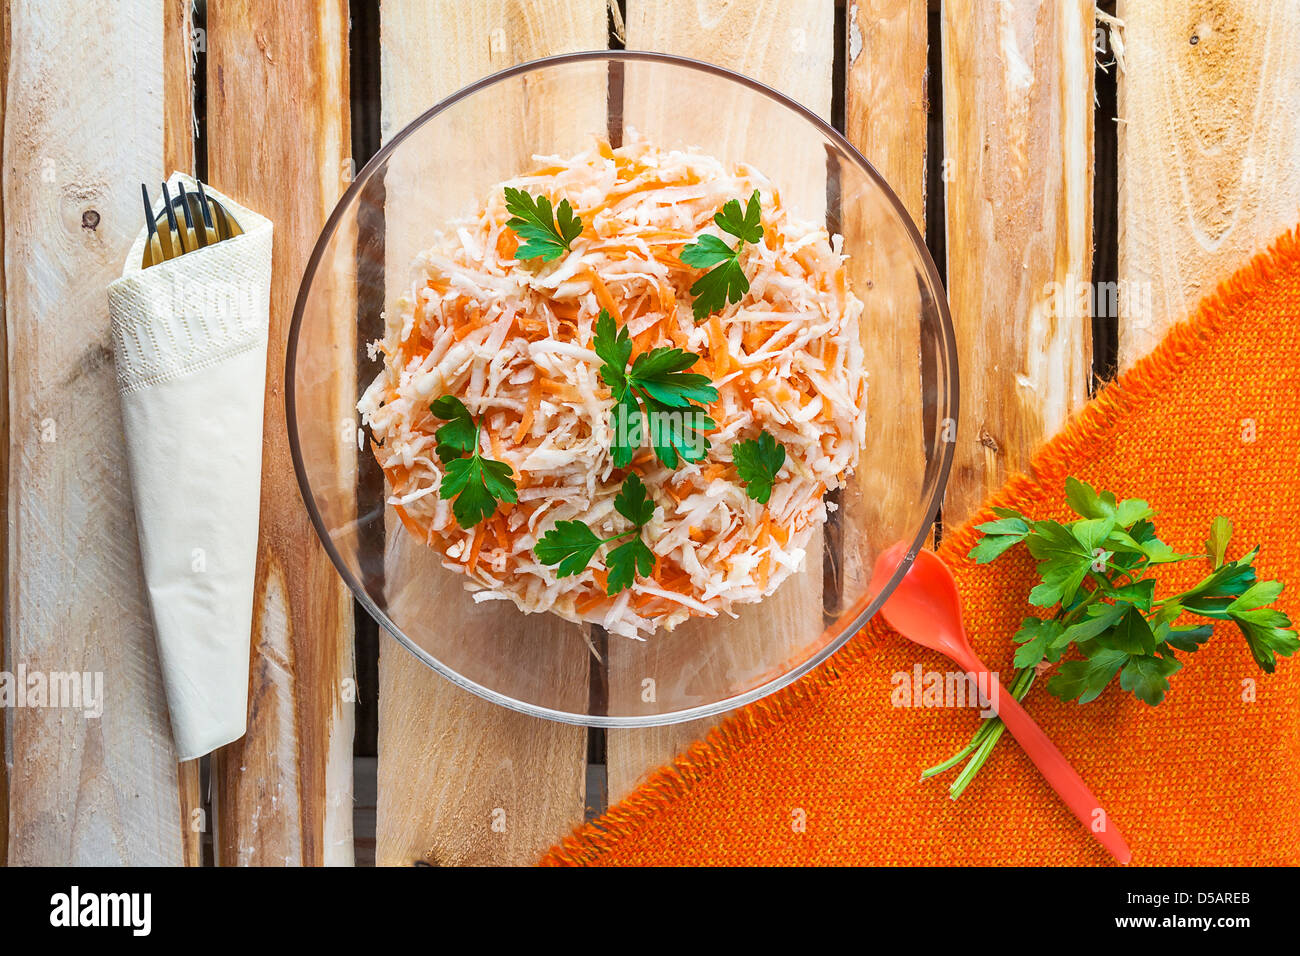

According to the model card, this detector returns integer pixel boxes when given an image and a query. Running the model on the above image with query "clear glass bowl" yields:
[288,51,956,726]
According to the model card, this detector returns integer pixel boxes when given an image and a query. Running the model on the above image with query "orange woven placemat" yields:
[542,228,1300,867]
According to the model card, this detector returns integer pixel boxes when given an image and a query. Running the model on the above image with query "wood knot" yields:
[977,427,1000,452]
[81,209,100,230]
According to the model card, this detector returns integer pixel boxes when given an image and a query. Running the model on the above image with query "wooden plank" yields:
[163,0,194,179]
[839,0,929,600]
[1116,0,1300,368]
[375,0,604,867]
[3,0,183,865]
[162,0,202,868]
[0,0,10,868]
[206,0,356,867]
[607,0,835,803]
[940,0,1094,526]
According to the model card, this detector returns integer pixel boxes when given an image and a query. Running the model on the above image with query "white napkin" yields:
[107,172,272,760]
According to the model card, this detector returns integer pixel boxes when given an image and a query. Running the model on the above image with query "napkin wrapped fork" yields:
[107,172,272,760]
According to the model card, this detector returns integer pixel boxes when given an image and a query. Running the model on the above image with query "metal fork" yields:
[140,180,243,269]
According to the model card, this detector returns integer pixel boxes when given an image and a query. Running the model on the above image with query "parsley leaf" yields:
[1064,476,1153,527]
[606,537,656,594]
[614,472,656,526]
[1047,647,1129,704]
[630,348,718,407]
[430,395,478,463]
[714,190,765,243]
[1024,519,1103,607]
[1011,617,1069,669]
[678,233,735,269]
[593,309,633,390]
[687,258,749,321]
[534,474,658,595]
[969,511,1031,563]
[644,398,715,469]
[503,186,582,262]
[681,189,763,321]
[533,521,603,578]
[609,389,643,469]
[429,396,516,527]
[441,455,517,528]
[593,309,718,469]
[1118,653,1182,706]
[1206,516,1233,569]
[732,431,786,503]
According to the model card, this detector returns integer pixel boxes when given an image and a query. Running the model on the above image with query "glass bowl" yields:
[288,51,956,727]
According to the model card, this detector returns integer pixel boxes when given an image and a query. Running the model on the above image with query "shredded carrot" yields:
[514,378,541,443]
[496,230,518,260]
[392,504,424,540]
[466,527,484,573]
[588,268,623,323]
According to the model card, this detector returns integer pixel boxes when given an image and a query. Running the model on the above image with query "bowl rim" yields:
[287,48,958,727]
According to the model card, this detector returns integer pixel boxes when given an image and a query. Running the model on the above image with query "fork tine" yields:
[177,182,195,230]
[158,181,180,260]
[177,182,205,249]
[142,183,157,240]
[195,179,216,229]
[142,184,161,268]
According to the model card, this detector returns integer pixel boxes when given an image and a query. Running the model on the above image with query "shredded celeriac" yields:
[359,137,867,638]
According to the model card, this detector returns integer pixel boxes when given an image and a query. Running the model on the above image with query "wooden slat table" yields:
[3,0,1298,866]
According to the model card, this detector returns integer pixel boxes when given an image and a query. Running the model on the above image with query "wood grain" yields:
[941,0,1094,526]
[206,0,356,866]
[3,0,183,865]
[163,0,193,178]
[839,0,929,598]
[607,0,834,803]
[162,0,202,868]
[1116,0,1300,368]
[0,0,10,868]
[375,0,604,867]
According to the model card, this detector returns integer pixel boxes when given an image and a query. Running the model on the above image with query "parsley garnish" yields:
[593,309,718,469]
[680,189,764,320]
[732,431,786,504]
[535,474,657,595]
[926,477,1299,799]
[503,186,582,262]
[429,395,517,528]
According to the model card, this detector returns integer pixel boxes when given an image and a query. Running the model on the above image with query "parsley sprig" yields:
[594,309,719,469]
[680,189,764,320]
[927,477,1298,799]
[503,186,582,262]
[732,431,786,504]
[535,474,657,595]
[430,396,517,528]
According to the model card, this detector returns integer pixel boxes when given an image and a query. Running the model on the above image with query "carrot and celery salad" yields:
[359,137,867,638]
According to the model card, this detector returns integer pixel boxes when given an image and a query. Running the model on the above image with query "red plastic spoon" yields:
[871,542,1132,865]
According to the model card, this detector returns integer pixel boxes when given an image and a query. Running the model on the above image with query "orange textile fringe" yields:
[541,227,1300,867]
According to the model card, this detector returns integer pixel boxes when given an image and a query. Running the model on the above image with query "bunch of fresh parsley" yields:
[927,477,1298,799]
[680,189,764,320]
[535,473,657,595]
[594,309,719,469]
[503,186,582,262]
[430,395,517,528]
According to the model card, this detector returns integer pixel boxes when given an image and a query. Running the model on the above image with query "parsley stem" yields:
[599,528,640,546]
[922,665,1037,797]
[948,666,1036,799]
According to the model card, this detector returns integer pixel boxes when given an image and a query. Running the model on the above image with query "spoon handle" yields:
[960,654,1132,865]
